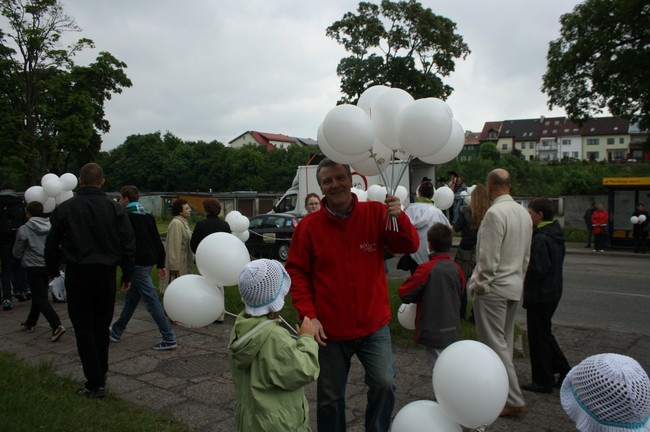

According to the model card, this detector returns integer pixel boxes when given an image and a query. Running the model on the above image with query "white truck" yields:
[273,159,436,217]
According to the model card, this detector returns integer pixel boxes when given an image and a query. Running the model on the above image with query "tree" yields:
[326,0,470,103]
[542,0,650,129]
[0,0,131,185]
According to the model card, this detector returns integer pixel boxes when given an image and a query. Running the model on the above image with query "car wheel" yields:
[278,244,290,262]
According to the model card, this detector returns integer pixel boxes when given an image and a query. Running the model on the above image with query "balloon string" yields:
[279,315,298,335]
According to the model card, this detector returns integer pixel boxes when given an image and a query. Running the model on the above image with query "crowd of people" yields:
[2,160,648,431]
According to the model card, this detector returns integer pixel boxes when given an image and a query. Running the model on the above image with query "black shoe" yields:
[77,387,106,399]
[15,294,29,302]
[521,382,553,394]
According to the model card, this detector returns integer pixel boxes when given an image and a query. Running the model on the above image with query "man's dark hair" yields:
[120,185,140,203]
[1,181,15,190]
[172,198,188,216]
[427,223,452,253]
[203,198,222,216]
[26,201,44,217]
[418,181,434,199]
[79,163,103,187]
[529,197,554,221]
[316,158,351,186]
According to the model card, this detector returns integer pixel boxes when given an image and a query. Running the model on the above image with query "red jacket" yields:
[286,196,419,341]
[591,209,608,234]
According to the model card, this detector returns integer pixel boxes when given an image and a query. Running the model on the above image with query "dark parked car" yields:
[245,213,300,262]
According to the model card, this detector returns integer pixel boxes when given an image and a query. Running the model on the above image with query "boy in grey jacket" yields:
[13,201,65,341]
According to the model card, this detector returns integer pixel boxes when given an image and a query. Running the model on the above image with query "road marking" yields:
[587,290,650,298]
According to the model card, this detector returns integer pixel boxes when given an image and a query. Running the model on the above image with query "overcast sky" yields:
[57,0,585,151]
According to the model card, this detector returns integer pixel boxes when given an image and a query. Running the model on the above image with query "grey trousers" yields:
[473,292,525,407]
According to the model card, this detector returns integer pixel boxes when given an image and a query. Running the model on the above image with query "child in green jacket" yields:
[228,259,319,431]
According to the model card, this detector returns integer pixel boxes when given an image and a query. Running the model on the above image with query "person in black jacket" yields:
[109,185,176,350]
[45,163,135,398]
[521,197,571,394]
[190,198,231,322]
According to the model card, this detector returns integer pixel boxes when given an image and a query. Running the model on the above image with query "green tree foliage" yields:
[100,132,317,193]
[0,0,131,186]
[326,0,470,102]
[542,0,650,129]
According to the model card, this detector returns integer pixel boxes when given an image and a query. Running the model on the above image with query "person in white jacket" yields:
[13,201,65,342]
[469,168,532,417]
[401,180,450,274]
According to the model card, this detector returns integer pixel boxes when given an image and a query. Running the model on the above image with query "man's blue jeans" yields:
[111,266,175,342]
[317,325,396,432]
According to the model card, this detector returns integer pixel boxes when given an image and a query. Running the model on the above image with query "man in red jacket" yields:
[286,158,419,432]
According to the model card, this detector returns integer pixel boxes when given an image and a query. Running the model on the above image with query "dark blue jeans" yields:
[1,247,28,301]
[317,325,396,432]
[111,266,175,342]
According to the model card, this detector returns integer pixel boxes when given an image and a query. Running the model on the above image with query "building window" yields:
[502,143,508,150]
[619,138,624,144]
[563,152,569,158]
[607,138,615,145]
[587,138,599,145]
[529,142,534,149]
[573,151,579,157]
[587,151,599,159]
[632,150,643,158]
[562,139,570,146]
[612,150,625,160]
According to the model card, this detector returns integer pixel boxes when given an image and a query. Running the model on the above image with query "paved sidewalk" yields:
[1,243,648,431]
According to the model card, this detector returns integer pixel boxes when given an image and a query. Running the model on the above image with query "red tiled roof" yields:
[478,121,502,141]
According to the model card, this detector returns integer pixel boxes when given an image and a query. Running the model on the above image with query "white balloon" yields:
[59,172,78,191]
[391,400,462,432]
[233,230,250,242]
[56,190,74,205]
[43,178,63,198]
[367,184,387,203]
[397,303,416,330]
[351,138,394,176]
[351,188,368,202]
[639,214,647,223]
[395,186,409,204]
[371,88,414,150]
[418,120,465,165]
[40,173,58,186]
[195,232,251,286]
[357,85,390,114]
[397,98,452,157]
[630,216,639,224]
[317,123,370,165]
[433,186,454,211]
[42,197,56,213]
[322,104,375,156]
[433,340,508,429]
[229,214,250,233]
[163,274,225,328]
[24,186,47,203]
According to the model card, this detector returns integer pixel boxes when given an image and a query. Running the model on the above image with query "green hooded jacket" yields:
[228,313,319,431]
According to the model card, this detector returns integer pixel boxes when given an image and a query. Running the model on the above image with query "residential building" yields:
[580,117,630,161]
[459,131,481,161]
[229,131,299,150]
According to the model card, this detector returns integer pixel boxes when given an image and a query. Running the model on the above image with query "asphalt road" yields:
[529,253,650,336]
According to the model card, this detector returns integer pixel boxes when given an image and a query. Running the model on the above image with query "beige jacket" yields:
[165,215,193,276]
[469,195,532,300]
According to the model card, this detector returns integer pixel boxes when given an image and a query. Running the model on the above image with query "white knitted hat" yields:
[561,353,650,432]
[238,259,291,316]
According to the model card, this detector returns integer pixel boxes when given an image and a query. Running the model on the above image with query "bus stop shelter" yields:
[603,177,650,249]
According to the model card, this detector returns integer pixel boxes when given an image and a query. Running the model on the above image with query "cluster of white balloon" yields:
[319,85,465,213]
[630,214,647,225]
[24,173,78,212]
[163,213,251,328]
[392,340,509,431]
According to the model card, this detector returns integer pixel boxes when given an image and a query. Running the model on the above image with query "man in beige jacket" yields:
[469,169,532,417]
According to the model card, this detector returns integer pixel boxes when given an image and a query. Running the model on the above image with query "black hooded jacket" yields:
[523,220,565,308]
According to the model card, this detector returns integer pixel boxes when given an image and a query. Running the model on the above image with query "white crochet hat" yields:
[238,259,291,316]
[561,353,650,432]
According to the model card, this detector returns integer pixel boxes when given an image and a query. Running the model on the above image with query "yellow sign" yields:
[603,177,650,186]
